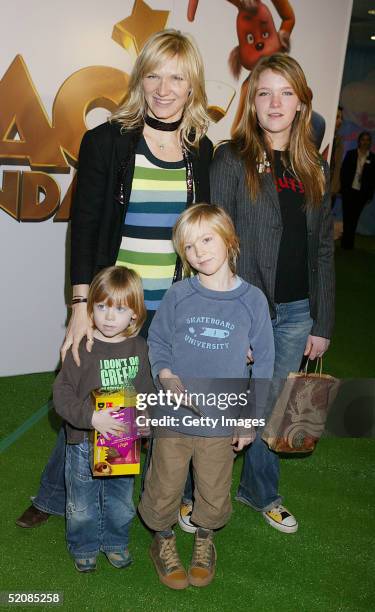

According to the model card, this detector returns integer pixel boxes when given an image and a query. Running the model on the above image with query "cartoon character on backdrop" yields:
[188,0,325,147]
[230,0,295,131]
[231,0,295,70]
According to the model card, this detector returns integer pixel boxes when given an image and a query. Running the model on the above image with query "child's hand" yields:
[246,347,254,365]
[158,370,185,404]
[91,410,127,439]
[231,429,255,452]
[136,410,151,437]
[158,370,201,415]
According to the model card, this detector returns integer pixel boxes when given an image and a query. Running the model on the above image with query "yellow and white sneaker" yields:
[178,501,197,534]
[262,504,298,533]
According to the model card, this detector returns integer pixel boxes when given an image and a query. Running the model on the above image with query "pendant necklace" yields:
[144,114,183,150]
[257,151,271,174]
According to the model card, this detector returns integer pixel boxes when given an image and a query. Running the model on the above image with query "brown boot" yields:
[15,505,50,528]
[149,533,189,590]
[188,528,216,587]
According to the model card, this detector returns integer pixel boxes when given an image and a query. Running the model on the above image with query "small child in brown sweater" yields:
[53,266,153,573]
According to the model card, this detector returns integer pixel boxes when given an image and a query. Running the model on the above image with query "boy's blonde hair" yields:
[87,266,146,337]
[173,203,240,277]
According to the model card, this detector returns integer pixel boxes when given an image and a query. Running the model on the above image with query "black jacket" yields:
[340,148,375,202]
[210,143,335,339]
[70,121,213,285]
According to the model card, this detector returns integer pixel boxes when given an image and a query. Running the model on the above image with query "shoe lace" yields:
[192,535,212,568]
[160,538,181,572]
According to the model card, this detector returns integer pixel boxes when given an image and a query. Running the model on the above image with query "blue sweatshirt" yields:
[147,276,274,436]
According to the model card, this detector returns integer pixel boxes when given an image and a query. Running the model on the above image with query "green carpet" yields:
[324,236,375,378]
[1,237,374,611]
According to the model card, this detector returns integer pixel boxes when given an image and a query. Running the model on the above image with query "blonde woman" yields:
[67,28,212,358]
[16,29,212,529]
[210,53,335,534]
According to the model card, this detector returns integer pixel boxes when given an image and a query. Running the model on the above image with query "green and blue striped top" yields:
[116,136,187,314]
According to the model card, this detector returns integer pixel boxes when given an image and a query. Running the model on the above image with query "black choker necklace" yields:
[144,114,183,132]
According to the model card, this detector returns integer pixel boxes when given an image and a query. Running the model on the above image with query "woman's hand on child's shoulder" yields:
[61,303,94,367]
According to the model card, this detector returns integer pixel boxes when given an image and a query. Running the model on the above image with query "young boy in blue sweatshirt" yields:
[139,204,274,590]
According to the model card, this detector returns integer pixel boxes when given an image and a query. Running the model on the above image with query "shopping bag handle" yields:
[302,357,323,377]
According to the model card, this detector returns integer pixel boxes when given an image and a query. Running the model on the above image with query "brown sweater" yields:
[53,336,155,443]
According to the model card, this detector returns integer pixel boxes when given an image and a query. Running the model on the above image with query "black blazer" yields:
[210,143,335,339]
[340,148,375,202]
[70,122,213,285]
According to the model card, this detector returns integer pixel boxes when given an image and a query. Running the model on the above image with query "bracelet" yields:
[71,298,88,305]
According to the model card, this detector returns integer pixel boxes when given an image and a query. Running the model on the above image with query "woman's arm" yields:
[70,129,108,285]
[60,284,92,366]
[210,143,239,223]
[307,164,335,356]
[63,128,109,365]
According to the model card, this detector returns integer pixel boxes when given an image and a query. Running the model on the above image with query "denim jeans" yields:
[65,438,135,559]
[32,426,66,516]
[236,298,313,511]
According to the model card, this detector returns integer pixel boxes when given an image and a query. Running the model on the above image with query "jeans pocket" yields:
[75,443,92,481]
[66,443,95,514]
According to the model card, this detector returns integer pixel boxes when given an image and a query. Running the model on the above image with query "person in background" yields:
[340,131,375,249]
[16,29,212,529]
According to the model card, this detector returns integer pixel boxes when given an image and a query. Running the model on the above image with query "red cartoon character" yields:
[188,0,294,73]
[229,0,295,75]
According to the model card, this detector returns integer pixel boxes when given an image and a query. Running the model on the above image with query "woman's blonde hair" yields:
[173,203,240,276]
[232,53,325,206]
[110,29,209,148]
[87,266,146,337]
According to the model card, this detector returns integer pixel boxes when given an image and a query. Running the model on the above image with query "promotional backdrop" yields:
[0,0,352,375]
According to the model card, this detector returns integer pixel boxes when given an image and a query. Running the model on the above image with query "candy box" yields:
[91,387,140,476]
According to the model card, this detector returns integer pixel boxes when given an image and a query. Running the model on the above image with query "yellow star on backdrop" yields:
[112,0,170,57]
